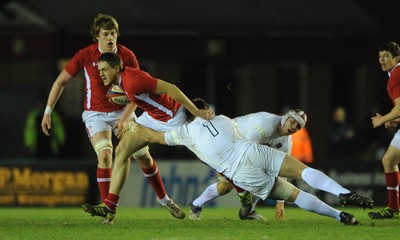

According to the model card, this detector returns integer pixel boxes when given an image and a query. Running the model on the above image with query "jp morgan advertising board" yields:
[0,160,97,206]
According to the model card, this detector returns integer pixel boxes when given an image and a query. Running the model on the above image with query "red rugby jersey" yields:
[120,67,181,122]
[387,64,400,106]
[64,43,139,112]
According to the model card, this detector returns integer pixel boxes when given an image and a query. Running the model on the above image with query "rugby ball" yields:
[107,84,130,106]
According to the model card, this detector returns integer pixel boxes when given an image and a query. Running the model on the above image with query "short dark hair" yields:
[99,52,122,68]
[186,98,210,122]
[378,42,400,57]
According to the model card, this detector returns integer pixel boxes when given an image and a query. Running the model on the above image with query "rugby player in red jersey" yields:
[370,42,400,219]
[83,52,214,223]
[41,14,185,220]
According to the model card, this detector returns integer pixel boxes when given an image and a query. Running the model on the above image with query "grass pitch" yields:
[1,206,398,240]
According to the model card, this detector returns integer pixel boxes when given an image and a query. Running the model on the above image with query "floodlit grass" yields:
[1,206,398,240]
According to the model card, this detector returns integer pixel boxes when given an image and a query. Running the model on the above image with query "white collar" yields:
[118,74,122,85]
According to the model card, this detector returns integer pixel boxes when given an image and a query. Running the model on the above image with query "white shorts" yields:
[390,130,400,150]
[232,144,286,200]
[82,110,137,138]
[136,106,187,131]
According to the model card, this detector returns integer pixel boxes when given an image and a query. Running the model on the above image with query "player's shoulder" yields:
[122,68,151,84]
[117,44,134,55]
[252,112,280,135]
[255,111,278,118]
[72,44,98,61]
[124,67,147,76]
[77,43,97,54]
[251,112,280,122]
[391,65,400,77]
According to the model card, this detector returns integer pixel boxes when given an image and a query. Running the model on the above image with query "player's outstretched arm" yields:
[154,79,214,120]
[41,70,73,136]
[130,122,167,145]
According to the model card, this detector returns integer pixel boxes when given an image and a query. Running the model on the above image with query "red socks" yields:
[105,193,119,212]
[141,161,167,199]
[385,172,400,209]
[96,168,112,203]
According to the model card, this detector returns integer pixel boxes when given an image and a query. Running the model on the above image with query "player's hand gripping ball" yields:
[107,84,130,106]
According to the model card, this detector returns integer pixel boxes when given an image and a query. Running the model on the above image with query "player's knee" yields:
[217,181,233,195]
[97,153,112,168]
[269,177,296,202]
[97,149,113,168]
[382,152,396,167]
[382,157,399,172]
[135,152,153,168]
[287,187,299,202]
[94,140,113,167]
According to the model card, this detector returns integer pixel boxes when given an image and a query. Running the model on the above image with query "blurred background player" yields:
[40,14,184,219]
[188,109,308,221]
[24,93,65,159]
[328,106,356,160]
[370,41,400,219]
[291,127,313,165]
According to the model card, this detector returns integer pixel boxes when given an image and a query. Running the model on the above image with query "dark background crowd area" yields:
[1,0,400,165]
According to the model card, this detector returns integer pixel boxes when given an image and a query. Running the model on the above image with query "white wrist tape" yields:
[128,121,138,133]
[44,106,53,115]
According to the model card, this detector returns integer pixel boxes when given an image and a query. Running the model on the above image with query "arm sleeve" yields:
[64,50,84,77]
[128,70,158,95]
[165,131,179,146]
[165,126,190,146]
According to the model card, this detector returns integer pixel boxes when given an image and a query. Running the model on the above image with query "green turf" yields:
[0,206,398,240]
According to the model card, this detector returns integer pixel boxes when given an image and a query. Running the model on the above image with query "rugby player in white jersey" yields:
[189,109,304,221]
[105,98,374,225]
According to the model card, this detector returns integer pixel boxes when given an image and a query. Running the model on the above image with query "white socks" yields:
[251,196,260,212]
[294,190,341,221]
[192,182,220,207]
[301,167,351,196]
[158,195,171,206]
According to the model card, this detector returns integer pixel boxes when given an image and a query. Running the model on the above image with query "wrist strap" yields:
[44,106,53,115]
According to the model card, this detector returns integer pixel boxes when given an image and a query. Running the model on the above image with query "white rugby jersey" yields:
[164,115,287,198]
[165,115,251,180]
[234,112,292,154]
